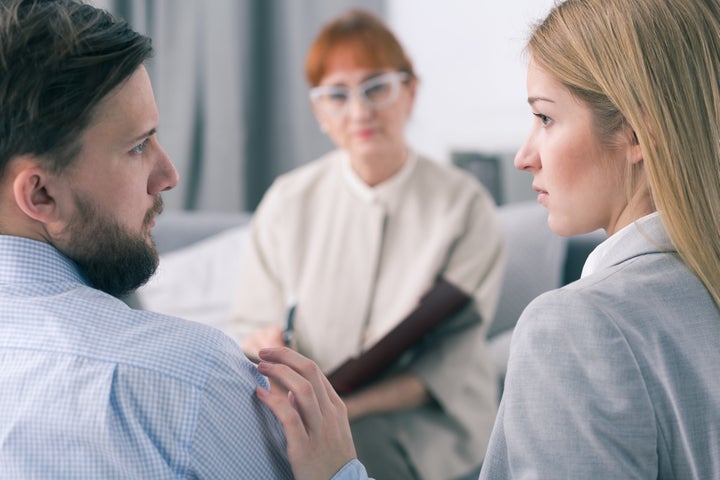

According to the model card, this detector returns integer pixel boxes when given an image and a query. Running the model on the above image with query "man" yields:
[0,0,291,477]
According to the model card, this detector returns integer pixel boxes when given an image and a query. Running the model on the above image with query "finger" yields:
[257,352,358,479]
[258,385,355,480]
[258,347,350,428]
[244,352,260,364]
[257,356,329,433]
[259,347,334,409]
[258,347,351,442]
[268,375,289,396]
[256,386,309,444]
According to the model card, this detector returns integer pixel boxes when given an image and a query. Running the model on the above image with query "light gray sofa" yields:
[132,201,605,387]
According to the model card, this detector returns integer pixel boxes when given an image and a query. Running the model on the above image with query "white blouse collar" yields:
[341,150,418,205]
[581,211,661,278]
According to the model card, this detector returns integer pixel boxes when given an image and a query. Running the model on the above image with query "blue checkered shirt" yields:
[0,235,292,478]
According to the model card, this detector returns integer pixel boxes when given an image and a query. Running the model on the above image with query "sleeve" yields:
[188,337,293,479]
[409,190,505,423]
[230,183,288,343]
[480,289,658,479]
[441,188,506,325]
[330,459,373,480]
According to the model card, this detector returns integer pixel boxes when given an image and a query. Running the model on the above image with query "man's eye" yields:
[130,139,149,155]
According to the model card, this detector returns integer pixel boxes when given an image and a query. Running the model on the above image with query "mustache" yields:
[144,196,164,227]
[143,195,165,232]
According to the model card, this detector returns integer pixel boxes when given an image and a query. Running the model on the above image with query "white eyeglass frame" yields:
[309,71,411,117]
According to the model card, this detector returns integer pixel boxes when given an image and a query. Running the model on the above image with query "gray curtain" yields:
[98,0,383,212]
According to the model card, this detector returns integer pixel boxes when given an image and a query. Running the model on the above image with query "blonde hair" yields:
[528,0,720,308]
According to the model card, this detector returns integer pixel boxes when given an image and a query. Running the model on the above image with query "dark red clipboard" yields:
[327,277,472,395]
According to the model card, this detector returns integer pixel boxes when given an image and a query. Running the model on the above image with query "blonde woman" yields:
[480,0,720,477]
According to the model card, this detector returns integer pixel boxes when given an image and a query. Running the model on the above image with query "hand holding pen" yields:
[283,296,297,349]
[242,295,298,363]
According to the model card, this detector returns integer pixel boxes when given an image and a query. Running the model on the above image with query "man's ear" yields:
[11,160,62,224]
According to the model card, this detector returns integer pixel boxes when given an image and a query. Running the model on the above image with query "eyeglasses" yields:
[309,71,410,117]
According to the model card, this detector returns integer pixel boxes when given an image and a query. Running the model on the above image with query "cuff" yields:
[330,459,372,480]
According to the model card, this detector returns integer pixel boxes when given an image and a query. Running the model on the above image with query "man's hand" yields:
[256,347,357,480]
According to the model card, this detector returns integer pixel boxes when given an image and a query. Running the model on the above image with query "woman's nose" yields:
[514,133,539,172]
[347,91,372,119]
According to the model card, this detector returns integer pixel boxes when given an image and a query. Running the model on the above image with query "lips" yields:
[532,185,549,204]
[356,129,375,139]
[532,184,547,194]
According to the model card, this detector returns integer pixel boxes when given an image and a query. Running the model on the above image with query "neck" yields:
[349,145,408,187]
[0,202,53,244]
[606,187,655,236]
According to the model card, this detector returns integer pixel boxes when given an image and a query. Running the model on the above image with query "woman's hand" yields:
[242,325,284,362]
[256,347,357,480]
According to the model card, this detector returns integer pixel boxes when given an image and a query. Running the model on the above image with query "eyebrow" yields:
[325,71,387,87]
[362,71,386,82]
[528,96,554,106]
[129,127,157,144]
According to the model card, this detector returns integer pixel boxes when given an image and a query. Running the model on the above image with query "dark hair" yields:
[0,0,153,176]
[305,9,415,86]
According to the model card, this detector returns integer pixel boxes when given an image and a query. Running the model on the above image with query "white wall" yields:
[387,0,555,202]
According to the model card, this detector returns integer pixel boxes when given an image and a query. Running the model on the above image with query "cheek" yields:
[546,135,593,188]
[379,108,409,136]
[99,181,149,228]
[321,118,348,144]
[325,126,349,150]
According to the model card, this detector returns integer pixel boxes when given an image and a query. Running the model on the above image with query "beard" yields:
[60,194,163,298]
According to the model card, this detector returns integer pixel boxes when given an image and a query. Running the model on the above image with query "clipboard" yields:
[327,277,472,395]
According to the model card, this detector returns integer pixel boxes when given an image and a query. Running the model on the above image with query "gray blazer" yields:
[480,214,720,479]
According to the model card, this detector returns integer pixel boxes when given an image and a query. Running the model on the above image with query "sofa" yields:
[132,201,606,387]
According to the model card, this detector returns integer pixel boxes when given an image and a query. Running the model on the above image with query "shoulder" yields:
[412,154,490,198]
[265,150,341,202]
[514,250,708,353]
[252,150,342,223]
[515,284,616,344]
[507,278,650,414]
[406,154,497,221]
[515,258,647,342]
[93,294,261,390]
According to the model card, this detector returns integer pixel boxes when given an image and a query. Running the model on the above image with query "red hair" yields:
[305,9,415,86]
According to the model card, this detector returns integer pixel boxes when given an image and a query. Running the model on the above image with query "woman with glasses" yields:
[256,1,720,479]
[232,9,505,480]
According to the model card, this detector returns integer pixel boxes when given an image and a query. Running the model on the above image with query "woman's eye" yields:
[364,82,390,99]
[327,92,348,103]
[533,112,551,126]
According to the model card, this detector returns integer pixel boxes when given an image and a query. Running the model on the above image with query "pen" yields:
[283,295,297,348]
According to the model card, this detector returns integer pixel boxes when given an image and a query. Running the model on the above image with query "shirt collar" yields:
[581,211,674,278]
[0,235,87,286]
[341,149,418,205]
